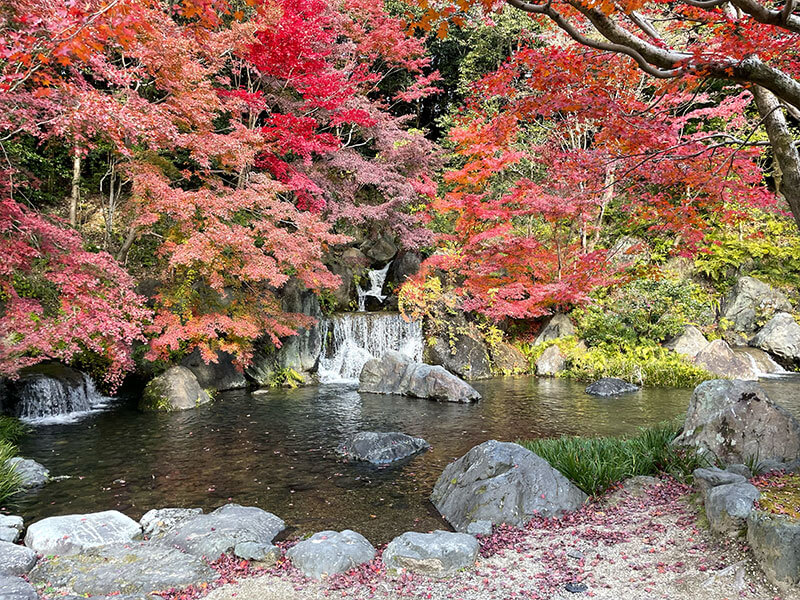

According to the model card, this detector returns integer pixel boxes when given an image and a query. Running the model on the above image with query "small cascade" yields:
[318,312,423,383]
[357,262,392,312]
[733,347,786,377]
[9,367,111,423]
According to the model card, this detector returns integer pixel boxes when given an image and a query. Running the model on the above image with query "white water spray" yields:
[357,262,392,312]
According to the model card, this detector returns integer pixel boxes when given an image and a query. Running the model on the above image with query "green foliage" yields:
[317,289,338,316]
[564,343,716,388]
[270,367,305,388]
[520,421,710,496]
[0,417,26,503]
[576,278,712,347]
[694,213,800,290]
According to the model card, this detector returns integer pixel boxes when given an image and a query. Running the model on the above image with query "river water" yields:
[9,375,800,543]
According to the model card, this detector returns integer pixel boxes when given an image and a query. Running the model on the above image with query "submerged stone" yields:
[336,431,430,465]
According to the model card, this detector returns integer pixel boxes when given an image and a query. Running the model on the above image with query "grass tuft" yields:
[519,421,710,497]
[0,416,27,502]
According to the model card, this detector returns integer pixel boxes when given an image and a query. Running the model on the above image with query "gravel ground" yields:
[189,478,796,600]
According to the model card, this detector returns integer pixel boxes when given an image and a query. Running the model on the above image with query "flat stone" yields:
[383,530,479,577]
[234,541,280,564]
[585,378,640,397]
[359,351,480,403]
[431,440,587,532]
[747,510,800,590]
[704,482,760,536]
[140,507,203,538]
[29,540,217,596]
[157,503,284,559]
[0,541,37,576]
[25,510,141,556]
[5,457,49,489]
[336,432,430,465]
[287,530,376,579]
[466,520,493,536]
[694,467,747,499]
[0,576,38,600]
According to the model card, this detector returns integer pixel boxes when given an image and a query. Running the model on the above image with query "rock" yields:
[704,482,760,536]
[693,339,758,379]
[382,530,479,577]
[733,347,785,375]
[747,510,800,590]
[25,510,142,556]
[431,440,587,532]
[28,541,217,596]
[536,345,566,377]
[0,576,38,600]
[693,467,747,499]
[675,379,800,464]
[721,276,791,334]
[466,520,492,536]
[139,507,203,538]
[157,503,284,559]
[725,464,753,478]
[755,458,800,475]
[287,530,376,579]
[359,351,480,403]
[386,251,421,287]
[233,541,280,564]
[490,341,528,375]
[0,516,22,544]
[535,314,575,345]
[425,320,493,380]
[585,378,640,397]
[336,432,430,465]
[140,366,211,412]
[326,248,370,311]
[565,582,589,594]
[180,349,246,392]
[664,325,709,358]
[0,541,36,576]
[362,233,397,264]
[4,458,48,489]
[752,312,800,367]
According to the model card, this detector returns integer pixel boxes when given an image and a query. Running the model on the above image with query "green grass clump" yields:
[0,416,27,502]
[520,421,709,497]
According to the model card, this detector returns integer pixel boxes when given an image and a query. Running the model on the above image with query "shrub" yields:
[520,421,710,496]
[575,278,712,347]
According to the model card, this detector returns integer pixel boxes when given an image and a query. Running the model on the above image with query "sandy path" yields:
[195,478,793,600]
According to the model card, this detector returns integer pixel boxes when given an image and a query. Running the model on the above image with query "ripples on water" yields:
[9,375,800,543]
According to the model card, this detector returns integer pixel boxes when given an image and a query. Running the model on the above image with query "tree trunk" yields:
[116,226,138,264]
[752,85,800,230]
[69,149,81,227]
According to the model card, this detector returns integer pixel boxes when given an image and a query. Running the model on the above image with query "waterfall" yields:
[357,262,392,312]
[8,367,111,423]
[318,312,423,383]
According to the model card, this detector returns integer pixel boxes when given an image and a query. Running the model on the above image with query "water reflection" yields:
[10,375,800,543]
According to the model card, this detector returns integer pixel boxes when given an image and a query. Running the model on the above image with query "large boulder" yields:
[733,347,785,375]
[28,541,217,596]
[382,531,479,578]
[359,351,480,403]
[664,325,709,358]
[431,440,587,533]
[490,341,528,375]
[156,503,284,559]
[424,319,493,380]
[704,482,760,536]
[287,530,376,579]
[534,314,575,345]
[693,339,758,379]
[536,345,566,377]
[675,379,800,464]
[326,248,370,311]
[752,312,800,367]
[180,349,246,392]
[0,576,38,600]
[585,378,640,397]
[25,510,142,556]
[721,276,791,334]
[336,432,430,465]
[362,233,398,264]
[140,366,211,412]
[139,507,203,538]
[747,511,800,590]
[0,541,37,576]
[386,251,421,288]
[5,457,49,489]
